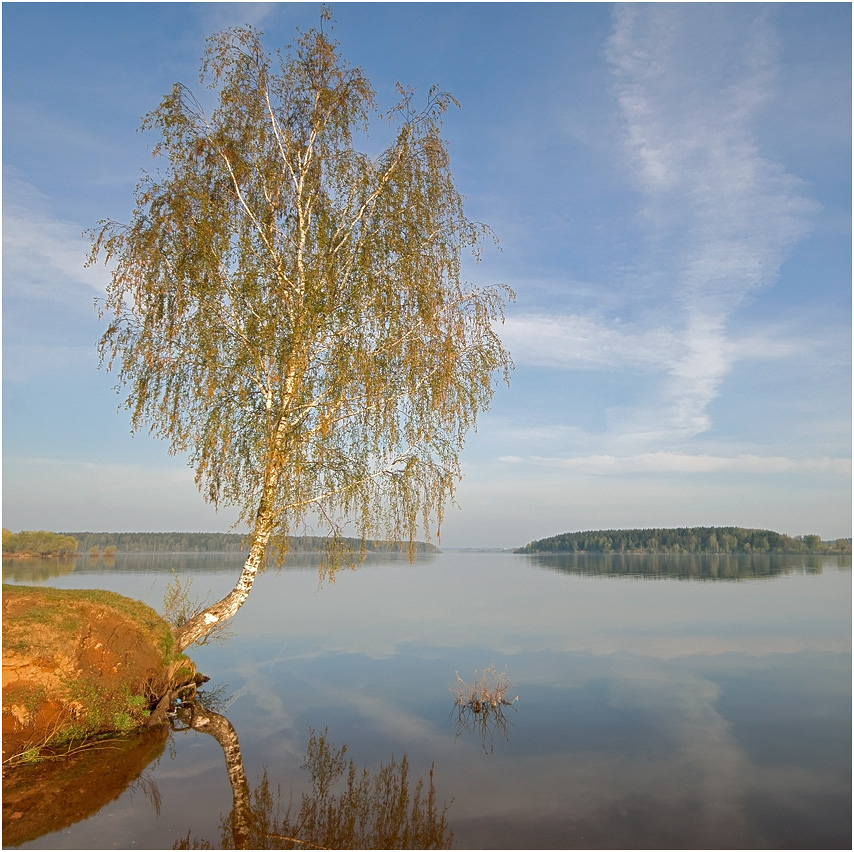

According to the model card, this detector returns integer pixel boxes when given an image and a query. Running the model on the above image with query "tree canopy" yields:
[2,529,79,557]
[88,24,512,649]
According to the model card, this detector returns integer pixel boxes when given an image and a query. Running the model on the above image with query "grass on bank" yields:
[2,584,195,765]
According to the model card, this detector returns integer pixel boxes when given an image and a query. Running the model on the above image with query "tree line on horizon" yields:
[3,529,439,556]
[58,532,438,555]
[515,527,852,555]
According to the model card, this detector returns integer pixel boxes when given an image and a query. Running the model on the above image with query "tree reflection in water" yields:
[171,698,453,850]
[450,699,516,754]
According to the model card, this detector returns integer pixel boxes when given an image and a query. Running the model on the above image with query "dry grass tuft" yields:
[450,665,517,713]
[449,666,518,754]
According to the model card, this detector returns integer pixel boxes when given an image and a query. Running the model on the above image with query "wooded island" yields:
[516,527,852,554]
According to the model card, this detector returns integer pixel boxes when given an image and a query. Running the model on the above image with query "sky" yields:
[2,2,851,548]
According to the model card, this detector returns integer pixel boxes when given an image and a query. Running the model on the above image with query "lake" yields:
[2,551,851,849]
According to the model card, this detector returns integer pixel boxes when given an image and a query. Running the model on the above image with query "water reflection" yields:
[450,701,516,755]
[1,557,80,583]
[527,551,852,580]
[1,727,167,847]
[1,550,434,583]
[172,697,453,850]
[3,554,848,849]
[2,553,244,580]
[2,692,453,850]
[449,666,518,754]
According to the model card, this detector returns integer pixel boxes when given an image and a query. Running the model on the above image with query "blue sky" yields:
[3,3,851,548]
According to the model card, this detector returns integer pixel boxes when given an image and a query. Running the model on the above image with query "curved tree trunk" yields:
[185,704,252,849]
[172,488,276,652]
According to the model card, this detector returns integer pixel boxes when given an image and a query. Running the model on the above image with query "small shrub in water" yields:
[450,665,517,712]
[449,666,518,754]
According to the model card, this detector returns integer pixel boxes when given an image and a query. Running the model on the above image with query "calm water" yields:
[3,551,851,849]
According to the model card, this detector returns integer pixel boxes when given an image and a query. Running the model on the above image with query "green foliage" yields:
[67,680,151,736]
[161,570,201,627]
[65,680,105,732]
[16,747,44,765]
[4,684,48,720]
[516,527,853,555]
[2,529,78,557]
[123,686,150,715]
[1,585,187,767]
[112,711,135,732]
[88,23,511,560]
[2,583,181,669]
[88,21,511,646]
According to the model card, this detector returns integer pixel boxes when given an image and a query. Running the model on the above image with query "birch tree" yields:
[88,24,513,651]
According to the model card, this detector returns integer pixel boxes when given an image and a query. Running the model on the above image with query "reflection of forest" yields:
[1,553,242,581]
[172,698,453,850]
[2,694,453,849]
[1,556,83,583]
[527,552,852,581]
[2,550,437,581]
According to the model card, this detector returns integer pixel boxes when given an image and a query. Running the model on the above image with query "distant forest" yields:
[516,527,852,555]
[60,532,438,555]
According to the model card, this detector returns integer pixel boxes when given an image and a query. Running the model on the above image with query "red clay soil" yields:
[2,585,189,845]
[2,585,180,762]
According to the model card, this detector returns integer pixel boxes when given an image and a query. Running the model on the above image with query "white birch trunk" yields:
[172,486,277,652]
[188,704,252,849]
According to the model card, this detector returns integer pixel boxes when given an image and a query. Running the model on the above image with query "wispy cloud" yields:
[503,7,819,448]
[500,452,850,477]
[500,313,675,371]
[199,2,282,33]
[2,169,108,304]
[501,312,806,375]
[605,5,818,439]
